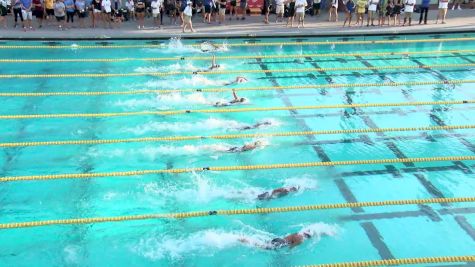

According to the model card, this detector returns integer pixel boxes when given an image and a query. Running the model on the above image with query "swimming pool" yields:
[0,33,474,266]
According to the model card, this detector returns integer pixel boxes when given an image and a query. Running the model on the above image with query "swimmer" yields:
[227,140,263,153]
[193,55,220,74]
[200,41,220,52]
[257,186,299,200]
[238,120,272,131]
[239,231,313,249]
[223,76,248,86]
[214,89,246,107]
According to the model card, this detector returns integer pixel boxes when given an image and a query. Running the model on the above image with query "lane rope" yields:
[1,79,473,97]
[1,49,474,63]
[0,37,474,49]
[299,255,475,267]
[2,124,474,148]
[0,63,474,79]
[0,197,473,229]
[2,156,475,182]
[0,100,473,120]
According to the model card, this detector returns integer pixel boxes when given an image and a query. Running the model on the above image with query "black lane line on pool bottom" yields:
[360,222,396,260]
[341,206,475,223]
[454,215,475,241]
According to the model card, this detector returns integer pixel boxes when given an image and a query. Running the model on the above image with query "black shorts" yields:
[56,15,65,21]
[136,7,145,12]
[33,9,44,18]
[204,5,211,12]
[313,2,320,9]
[230,0,236,6]
[78,11,87,17]
[0,5,7,16]
[46,8,54,15]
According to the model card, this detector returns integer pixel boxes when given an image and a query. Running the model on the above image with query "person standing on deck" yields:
[355,0,366,26]
[295,0,306,27]
[182,0,195,32]
[418,0,429,24]
[402,0,415,26]
[436,0,448,24]
[343,0,354,27]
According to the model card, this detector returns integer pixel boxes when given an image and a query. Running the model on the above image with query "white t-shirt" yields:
[313,0,321,4]
[331,0,338,7]
[151,0,161,13]
[126,0,134,10]
[367,0,377,10]
[0,0,7,8]
[438,0,448,8]
[184,5,192,16]
[102,0,111,12]
[295,0,306,12]
[275,0,284,5]
[404,0,415,12]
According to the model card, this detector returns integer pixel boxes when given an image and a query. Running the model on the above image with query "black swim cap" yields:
[270,238,288,248]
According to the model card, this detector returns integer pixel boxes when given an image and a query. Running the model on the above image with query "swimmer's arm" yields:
[232,89,239,101]
[238,238,273,250]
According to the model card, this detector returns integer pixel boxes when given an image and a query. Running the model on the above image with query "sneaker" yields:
[458,6,462,9]
[451,5,455,9]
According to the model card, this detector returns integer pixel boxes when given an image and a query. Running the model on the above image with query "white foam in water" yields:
[132,223,339,260]
[142,173,263,204]
[144,75,228,89]
[281,175,318,192]
[113,93,226,109]
[134,62,200,73]
[132,229,262,260]
[298,222,340,242]
[63,245,81,264]
[124,117,267,135]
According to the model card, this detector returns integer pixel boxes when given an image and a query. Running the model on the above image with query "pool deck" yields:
[0,8,474,39]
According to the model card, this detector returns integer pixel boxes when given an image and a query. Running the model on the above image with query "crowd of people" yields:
[0,0,472,31]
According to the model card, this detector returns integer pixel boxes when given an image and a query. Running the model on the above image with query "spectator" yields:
[436,0,448,23]
[102,0,112,28]
[0,0,6,28]
[76,0,87,27]
[218,0,225,24]
[64,0,75,28]
[32,0,44,28]
[312,0,320,15]
[151,0,162,27]
[229,0,236,20]
[92,0,101,27]
[386,0,394,25]
[343,0,354,26]
[203,0,212,22]
[402,0,414,26]
[54,0,65,29]
[328,0,337,21]
[21,0,33,30]
[367,0,378,26]
[179,0,186,26]
[275,0,284,22]
[11,0,24,28]
[285,0,295,27]
[451,0,461,10]
[126,0,135,20]
[355,0,365,26]
[377,0,386,25]
[295,0,306,27]
[182,0,194,31]
[418,0,429,24]
[393,0,402,25]
[263,0,270,24]
[135,0,145,28]
[238,0,246,19]
[44,0,54,24]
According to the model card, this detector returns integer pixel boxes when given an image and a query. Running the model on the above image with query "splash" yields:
[144,75,228,89]
[298,222,340,241]
[113,93,226,109]
[134,62,198,73]
[281,175,318,192]
[143,172,264,204]
[123,118,247,135]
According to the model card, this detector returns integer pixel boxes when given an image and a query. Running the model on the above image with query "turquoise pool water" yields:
[0,33,475,266]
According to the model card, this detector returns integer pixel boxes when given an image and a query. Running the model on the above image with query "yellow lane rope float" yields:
[2,156,475,182]
[1,49,475,63]
[0,37,474,49]
[0,100,473,120]
[2,124,474,148]
[0,63,474,79]
[0,197,473,229]
[299,255,475,267]
[1,79,473,97]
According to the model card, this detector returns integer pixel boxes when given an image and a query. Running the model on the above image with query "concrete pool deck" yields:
[0,8,474,39]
